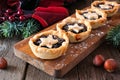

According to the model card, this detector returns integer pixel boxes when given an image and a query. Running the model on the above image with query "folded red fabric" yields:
[32,7,68,28]
[35,7,69,16]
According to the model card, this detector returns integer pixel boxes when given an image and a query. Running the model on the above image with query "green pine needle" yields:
[0,18,41,39]
[106,24,120,47]
[0,21,16,38]
[21,18,40,38]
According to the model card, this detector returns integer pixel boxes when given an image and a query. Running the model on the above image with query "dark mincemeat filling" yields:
[82,11,102,20]
[95,3,114,10]
[33,35,65,48]
[62,23,87,34]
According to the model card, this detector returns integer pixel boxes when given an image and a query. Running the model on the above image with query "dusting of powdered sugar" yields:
[94,30,105,37]
[81,42,88,49]
[55,59,67,69]
[74,45,79,49]
[70,53,79,57]
[78,42,88,49]
[55,63,66,69]
[90,34,95,38]
[70,50,74,54]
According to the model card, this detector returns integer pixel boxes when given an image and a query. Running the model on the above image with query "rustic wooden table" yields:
[0,0,120,80]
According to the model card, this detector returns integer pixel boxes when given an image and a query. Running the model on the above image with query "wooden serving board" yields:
[14,11,120,77]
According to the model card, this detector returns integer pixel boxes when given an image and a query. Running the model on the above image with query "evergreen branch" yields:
[106,24,120,47]
[21,18,40,38]
[0,21,15,38]
[0,18,41,39]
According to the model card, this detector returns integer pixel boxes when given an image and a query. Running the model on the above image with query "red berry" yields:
[17,9,23,15]
[93,54,105,66]
[2,17,6,21]
[6,9,12,14]
[19,15,26,21]
[0,57,7,69]
[0,17,6,22]
[8,16,15,22]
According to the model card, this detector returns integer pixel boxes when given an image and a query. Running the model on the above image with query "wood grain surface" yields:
[14,5,120,78]
[0,38,27,80]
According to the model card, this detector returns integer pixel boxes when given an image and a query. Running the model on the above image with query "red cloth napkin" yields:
[35,7,68,16]
[32,7,69,28]
[33,0,77,28]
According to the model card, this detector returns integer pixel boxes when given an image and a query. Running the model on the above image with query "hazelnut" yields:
[104,59,118,72]
[93,54,105,66]
[0,57,8,69]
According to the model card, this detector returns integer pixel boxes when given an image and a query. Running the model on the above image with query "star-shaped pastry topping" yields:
[83,12,98,20]
[68,23,84,33]
[40,35,58,48]
[99,4,113,10]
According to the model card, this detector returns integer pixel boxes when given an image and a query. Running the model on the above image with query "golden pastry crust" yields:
[56,17,91,43]
[91,1,119,17]
[29,30,69,59]
[76,9,107,29]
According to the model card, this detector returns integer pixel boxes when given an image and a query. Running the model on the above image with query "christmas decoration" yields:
[21,18,42,38]
[32,7,68,28]
[0,18,41,38]
[0,0,77,39]
[106,24,120,47]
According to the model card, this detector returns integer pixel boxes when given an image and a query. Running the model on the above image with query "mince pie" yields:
[29,30,69,59]
[56,17,91,43]
[91,1,119,17]
[76,9,107,29]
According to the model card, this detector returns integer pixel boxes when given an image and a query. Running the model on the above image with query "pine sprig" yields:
[0,21,17,38]
[0,18,41,39]
[21,19,40,38]
[106,24,120,47]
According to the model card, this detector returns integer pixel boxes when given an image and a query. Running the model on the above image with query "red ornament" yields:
[19,15,26,21]
[8,16,15,21]
[6,9,12,14]
[17,9,24,15]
